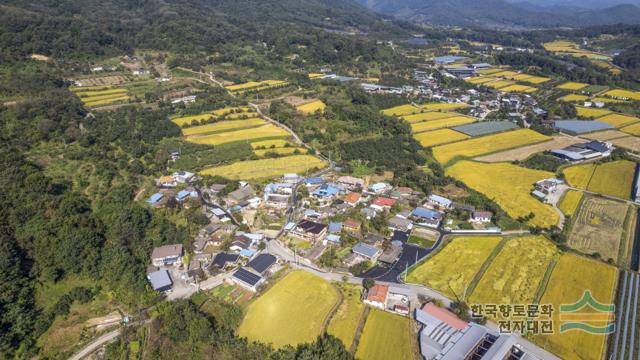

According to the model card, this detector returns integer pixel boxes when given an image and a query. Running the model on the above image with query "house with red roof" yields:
[344,192,362,206]
[363,284,389,309]
[371,197,397,211]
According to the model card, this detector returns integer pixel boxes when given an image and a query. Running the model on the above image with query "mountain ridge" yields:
[356,0,640,28]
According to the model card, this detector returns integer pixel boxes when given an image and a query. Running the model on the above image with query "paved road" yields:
[69,328,121,360]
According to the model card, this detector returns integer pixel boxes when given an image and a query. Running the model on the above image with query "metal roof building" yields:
[246,254,277,274]
[352,242,381,259]
[147,269,173,292]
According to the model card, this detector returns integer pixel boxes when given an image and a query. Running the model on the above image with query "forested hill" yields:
[0,0,412,61]
[356,0,640,28]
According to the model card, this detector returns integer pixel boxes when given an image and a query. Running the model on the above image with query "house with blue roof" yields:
[305,177,324,186]
[176,189,198,202]
[264,183,293,194]
[369,182,390,194]
[352,242,382,260]
[328,222,343,234]
[325,234,341,245]
[312,184,340,199]
[146,193,164,205]
[428,194,452,209]
[411,207,443,228]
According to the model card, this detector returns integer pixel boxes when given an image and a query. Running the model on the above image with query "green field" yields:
[355,309,414,360]
[327,284,365,349]
[238,271,339,348]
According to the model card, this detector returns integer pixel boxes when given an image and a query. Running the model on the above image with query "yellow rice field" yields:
[559,94,589,102]
[477,68,503,75]
[83,95,130,107]
[296,100,326,114]
[413,129,470,148]
[421,103,469,111]
[484,80,514,89]
[533,254,617,360]
[491,71,519,78]
[446,161,559,228]
[199,155,326,180]
[596,114,640,128]
[469,236,558,313]
[575,107,611,118]
[74,88,127,97]
[172,107,256,127]
[558,190,583,217]
[226,80,289,93]
[432,129,551,164]
[410,116,475,133]
[187,124,289,146]
[523,76,551,84]
[182,118,266,136]
[382,104,422,116]
[603,89,640,101]
[556,82,589,91]
[402,111,457,123]
[308,73,324,79]
[563,160,636,199]
[407,236,502,298]
[465,77,496,85]
[621,122,640,136]
[500,85,537,93]
[592,97,629,104]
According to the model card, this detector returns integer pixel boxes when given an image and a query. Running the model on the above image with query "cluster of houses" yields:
[147,171,199,206]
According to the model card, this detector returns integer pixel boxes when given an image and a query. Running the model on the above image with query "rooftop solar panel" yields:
[233,267,262,286]
[246,254,276,274]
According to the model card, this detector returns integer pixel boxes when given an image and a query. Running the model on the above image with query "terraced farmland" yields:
[432,129,550,164]
[199,155,325,180]
[407,236,502,298]
[533,253,617,360]
[296,99,326,114]
[172,107,257,127]
[575,106,611,118]
[446,161,559,228]
[238,271,339,348]
[187,124,289,146]
[597,114,640,128]
[413,129,470,148]
[410,116,475,133]
[70,86,130,107]
[557,82,589,91]
[225,80,289,94]
[468,236,558,316]
[182,118,266,136]
[603,89,640,101]
[567,195,629,263]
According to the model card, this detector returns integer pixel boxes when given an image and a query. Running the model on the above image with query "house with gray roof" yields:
[147,269,173,292]
[352,242,382,261]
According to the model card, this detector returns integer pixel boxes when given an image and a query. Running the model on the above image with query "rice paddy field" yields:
[402,111,457,123]
[544,41,611,60]
[172,107,257,127]
[559,94,589,102]
[484,80,514,89]
[181,118,266,136]
[567,195,629,262]
[563,160,636,200]
[296,99,326,114]
[382,104,422,116]
[238,271,339,348]
[413,129,470,148]
[603,89,640,101]
[199,155,326,180]
[468,236,558,315]
[558,190,583,217]
[556,82,589,91]
[533,253,617,360]
[465,76,495,85]
[410,116,476,133]
[225,80,289,94]
[407,236,502,298]
[575,107,611,118]
[432,129,551,164]
[621,122,640,136]
[70,86,130,107]
[500,84,537,93]
[187,124,289,146]
[446,161,559,228]
[327,285,366,349]
[420,102,469,111]
[355,310,414,360]
[253,147,305,157]
[597,114,640,128]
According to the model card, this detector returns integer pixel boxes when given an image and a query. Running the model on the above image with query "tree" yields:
[362,278,375,290]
